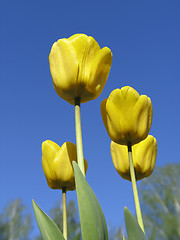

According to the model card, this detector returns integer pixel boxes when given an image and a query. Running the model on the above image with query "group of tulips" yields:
[36,33,157,240]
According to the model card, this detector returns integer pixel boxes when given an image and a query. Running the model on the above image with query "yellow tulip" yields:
[101,86,153,145]
[49,33,113,105]
[42,140,88,190]
[111,135,157,181]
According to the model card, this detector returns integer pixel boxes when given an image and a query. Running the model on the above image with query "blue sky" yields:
[1,0,180,237]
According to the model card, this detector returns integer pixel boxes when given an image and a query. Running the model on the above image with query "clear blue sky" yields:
[1,0,180,237]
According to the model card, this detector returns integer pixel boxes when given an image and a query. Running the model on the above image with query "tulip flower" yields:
[49,33,113,105]
[42,140,88,190]
[101,86,153,146]
[111,135,157,181]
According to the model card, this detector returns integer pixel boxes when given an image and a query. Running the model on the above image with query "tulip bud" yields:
[101,86,153,145]
[42,140,88,190]
[49,33,113,105]
[111,135,157,181]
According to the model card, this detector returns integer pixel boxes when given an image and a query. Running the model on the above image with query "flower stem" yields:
[128,145,145,234]
[74,97,85,176]
[62,188,67,240]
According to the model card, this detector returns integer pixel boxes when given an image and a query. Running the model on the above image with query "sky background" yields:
[1,0,180,238]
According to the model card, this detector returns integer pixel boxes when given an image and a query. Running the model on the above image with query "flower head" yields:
[49,33,113,105]
[42,140,88,190]
[101,86,153,145]
[111,135,157,181]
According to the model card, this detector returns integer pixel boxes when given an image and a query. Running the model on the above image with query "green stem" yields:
[74,97,85,176]
[128,145,145,234]
[62,188,67,240]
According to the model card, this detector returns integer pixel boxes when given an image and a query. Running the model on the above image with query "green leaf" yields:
[73,162,108,240]
[32,200,65,240]
[124,207,146,240]
[123,236,126,240]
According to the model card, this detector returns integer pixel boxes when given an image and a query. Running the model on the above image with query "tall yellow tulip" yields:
[111,135,157,181]
[49,33,113,104]
[101,86,153,145]
[42,140,88,190]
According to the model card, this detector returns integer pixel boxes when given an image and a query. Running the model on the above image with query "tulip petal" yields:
[111,141,130,180]
[100,99,109,133]
[69,34,102,99]
[86,47,113,100]
[132,96,153,144]
[69,34,100,68]
[49,39,78,102]
[133,136,157,179]
[42,140,60,162]
[54,142,77,187]
[101,94,124,143]
[42,141,60,179]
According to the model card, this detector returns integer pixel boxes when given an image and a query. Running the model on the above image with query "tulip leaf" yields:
[124,207,146,240]
[123,236,126,240]
[73,161,108,240]
[32,200,64,240]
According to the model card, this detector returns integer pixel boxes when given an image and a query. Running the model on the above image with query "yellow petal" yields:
[42,156,53,185]
[111,141,130,180]
[69,34,100,68]
[42,140,60,165]
[53,142,77,186]
[101,98,108,132]
[131,95,153,144]
[84,47,113,101]
[42,140,60,186]
[133,135,157,179]
[69,34,101,96]
[101,96,123,143]
[49,39,78,103]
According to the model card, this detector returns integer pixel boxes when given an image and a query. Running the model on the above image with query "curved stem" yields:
[74,97,85,176]
[62,188,67,240]
[128,145,145,234]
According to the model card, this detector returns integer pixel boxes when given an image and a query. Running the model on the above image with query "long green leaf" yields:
[73,162,108,240]
[124,207,146,240]
[32,200,64,240]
